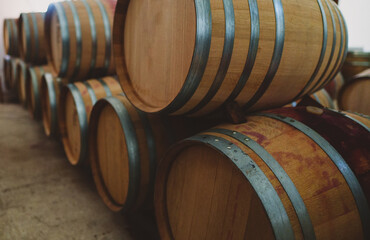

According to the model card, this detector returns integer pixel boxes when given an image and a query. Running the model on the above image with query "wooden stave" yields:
[324,72,345,99]
[114,0,346,116]
[26,65,53,119]
[40,73,66,137]
[342,51,370,80]
[44,0,116,80]
[337,70,370,115]
[16,60,28,107]
[58,76,122,166]
[3,56,11,89]
[3,19,19,57]
[18,12,47,64]
[311,89,335,109]
[155,108,369,240]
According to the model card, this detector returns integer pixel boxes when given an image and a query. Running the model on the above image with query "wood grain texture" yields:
[18,12,47,64]
[59,76,122,166]
[114,0,346,116]
[3,18,19,57]
[45,0,116,79]
[155,109,365,240]
[338,69,370,115]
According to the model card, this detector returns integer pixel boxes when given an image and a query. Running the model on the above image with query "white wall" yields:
[339,0,370,52]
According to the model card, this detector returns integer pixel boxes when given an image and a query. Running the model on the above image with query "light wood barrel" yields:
[325,72,345,99]
[26,65,53,119]
[3,18,19,57]
[114,0,346,116]
[18,12,47,64]
[342,51,370,80]
[59,76,122,165]
[311,88,335,109]
[41,73,68,137]
[155,107,370,240]
[3,56,11,89]
[45,0,116,80]
[89,94,215,212]
[338,69,370,115]
[16,60,27,107]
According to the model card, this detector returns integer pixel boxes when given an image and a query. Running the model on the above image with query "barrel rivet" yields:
[215,139,219,142]
[232,131,237,135]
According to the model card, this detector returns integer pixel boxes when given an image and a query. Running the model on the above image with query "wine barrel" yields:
[89,93,216,212]
[59,77,122,165]
[3,56,11,89]
[155,107,370,240]
[3,18,19,57]
[114,0,346,116]
[9,58,21,90]
[41,73,68,137]
[16,60,28,107]
[311,88,335,109]
[0,76,3,103]
[338,69,370,115]
[45,0,116,79]
[18,12,47,64]
[26,65,53,119]
[342,51,370,80]
[325,72,345,99]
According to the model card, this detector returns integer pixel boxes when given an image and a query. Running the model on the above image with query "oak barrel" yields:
[26,65,53,119]
[59,76,122,165]
[45,0,116,79]
[3,18,19,57]
[155,107,369,240]
[324,72,345,99]
[341,51,370,80]
[9,58,21,90]
[338,69,370,115]
[3,56,11,89]
[114,0,347,116]
[41,73,68,137]
[16,60,28,107]
[311,88,335,109]
[18,12,47,64]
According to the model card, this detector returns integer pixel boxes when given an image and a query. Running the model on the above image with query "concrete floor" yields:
[0,104,159,240]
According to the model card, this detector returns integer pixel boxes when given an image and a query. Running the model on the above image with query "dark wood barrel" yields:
[18,12,47,64]
[26,65,53,119]
[342,51,370,80]
[155,106,369,240]
[16,60,27,107]
[45,0,116,80]
[59,76,122,166]
[3,18,19,57]
[325,72,345,99]
[114,0,346,116]
[89,94,216,212]
[3,56,11,89]
[338,69,370,115]
[41,73,68,137]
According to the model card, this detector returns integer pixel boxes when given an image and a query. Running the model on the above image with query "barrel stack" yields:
[2,0,369,239]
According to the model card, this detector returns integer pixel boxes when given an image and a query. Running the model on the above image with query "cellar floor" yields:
[0,103,158,240]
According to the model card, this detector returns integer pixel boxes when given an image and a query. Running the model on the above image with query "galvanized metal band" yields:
[11,19,18,55]
[347,51,370,58]
[67,84,88,165]
[95,0,112,73]
[21,14,31,62]
[98,78,112,96]
[67,1,82,79]
[328,109,370,132]
[30,13,39,62]
[211,128,316,240]
[185,0,235,115]
[84,82,98,105]
[292,0,328,101]
[45,74,58,135]
[82,0,97,77]
[310,0,337,93]
[314,0,345,93]
[104,96,141,212]
[243,0,285,110]
[161,0,212,114]
[226,0,259,103]
[257,113,370,239]
[316,0,344,92]
[189,134,295,240]
[345,61,370,67]
[136,109,158,207]
[53,2,70,77]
